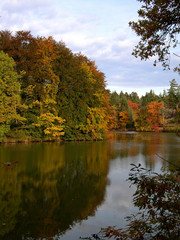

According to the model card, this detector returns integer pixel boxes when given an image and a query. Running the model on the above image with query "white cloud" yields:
[0,0,179,96]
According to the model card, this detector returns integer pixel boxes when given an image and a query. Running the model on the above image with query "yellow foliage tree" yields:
[35,113,65,140]
[77,107,108,140]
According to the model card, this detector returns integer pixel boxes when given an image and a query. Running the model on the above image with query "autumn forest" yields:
[0,30,179,143]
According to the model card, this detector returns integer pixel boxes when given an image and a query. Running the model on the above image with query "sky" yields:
[0,0,179,96]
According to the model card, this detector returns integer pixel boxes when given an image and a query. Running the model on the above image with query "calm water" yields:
[0,132,179,240]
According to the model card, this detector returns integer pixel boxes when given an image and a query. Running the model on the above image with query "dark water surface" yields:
[0,132,179,240]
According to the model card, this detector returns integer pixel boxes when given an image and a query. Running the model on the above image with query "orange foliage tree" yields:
[107,106,118,130]
[147,101,164,131]
[118,111,130,129]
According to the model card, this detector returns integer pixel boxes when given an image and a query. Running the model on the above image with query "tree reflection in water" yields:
[0,132,179,239]
[0,141,110,240]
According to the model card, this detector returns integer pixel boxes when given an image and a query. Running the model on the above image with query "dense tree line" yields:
[109,80,180,132]
[0,30,179,142]
[0,30,112,142]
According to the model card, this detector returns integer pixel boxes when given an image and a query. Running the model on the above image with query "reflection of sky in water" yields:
[61,132,179,240]
[60,157,137,240]
[60,157,153,240]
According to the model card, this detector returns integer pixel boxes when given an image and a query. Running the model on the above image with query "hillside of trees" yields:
[0,30,179,143]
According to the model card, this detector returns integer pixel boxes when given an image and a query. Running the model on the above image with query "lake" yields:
[0,132,179,240]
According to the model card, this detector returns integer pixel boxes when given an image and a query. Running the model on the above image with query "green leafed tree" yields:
[109,91,121,107]
[0,51,24,141]
[141,90,160,106]
[129,0,180,69]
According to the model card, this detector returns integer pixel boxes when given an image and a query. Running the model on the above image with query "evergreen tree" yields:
[109,91,120,107]
[129,92,140,103]
[168,79,180,109]
[141,90,159,106]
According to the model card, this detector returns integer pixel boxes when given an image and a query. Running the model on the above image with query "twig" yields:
[173,53,180,58]
[156,154,180,170]
[80,237,91,240]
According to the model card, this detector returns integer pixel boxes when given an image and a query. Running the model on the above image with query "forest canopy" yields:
[0,30,179,142]
[0,30,111,141]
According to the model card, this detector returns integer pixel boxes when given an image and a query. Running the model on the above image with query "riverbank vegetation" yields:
[0,31,179,142]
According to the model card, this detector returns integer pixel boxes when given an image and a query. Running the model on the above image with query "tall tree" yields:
[55,46,110,140]
[168,79,180,108]
[32,36,60,115]
[0,51,24,141]
[147,101,164,131]
[129,0,180,69]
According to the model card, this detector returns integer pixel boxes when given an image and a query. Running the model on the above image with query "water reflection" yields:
[108,132,180,169]
[0,141,110,240]
[0,132,179,239]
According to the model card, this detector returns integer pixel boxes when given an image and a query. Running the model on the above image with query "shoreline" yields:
[1,128,179,144]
